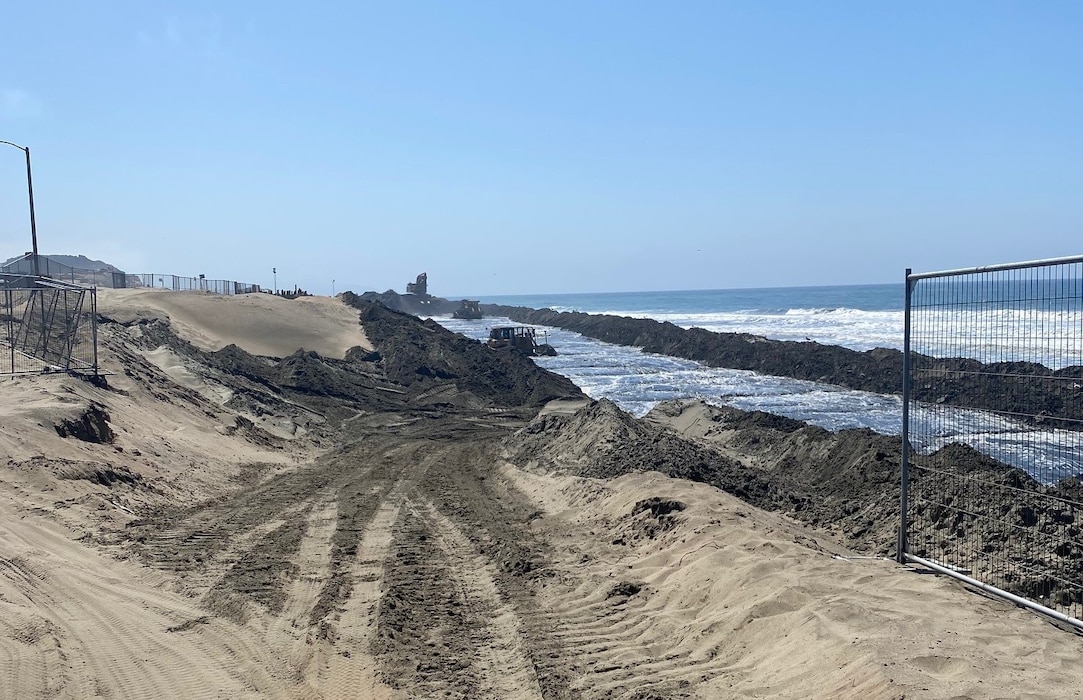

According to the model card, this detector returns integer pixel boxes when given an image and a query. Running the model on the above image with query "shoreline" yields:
[352,288,1083,427]
[486,304,1083,429]
[2,290,1080,696]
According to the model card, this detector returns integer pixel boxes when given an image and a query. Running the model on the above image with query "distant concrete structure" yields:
[406,272,428,297]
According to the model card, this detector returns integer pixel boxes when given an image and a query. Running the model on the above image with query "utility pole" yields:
[0,141,39,275]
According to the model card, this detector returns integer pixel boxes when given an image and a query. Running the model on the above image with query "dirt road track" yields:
[116,408,603,698]
[113,401,749,699]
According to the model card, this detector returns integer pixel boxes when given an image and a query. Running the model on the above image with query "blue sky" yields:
[1,2,1081,296]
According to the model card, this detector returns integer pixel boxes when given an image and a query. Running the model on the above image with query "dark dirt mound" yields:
[55,404,115,444]
[351,289,461,316]
[632,497,686,518]
[606,581,644,598]
[507,399,792,510]
[10,456,143,488]
[274,348,384,401]
[126,317,411,424]
[640,401,931,551]
[619,498,688,542]
[513,394,1083,600]
[663,403,905,550]
[342,296,583,408]
[61,463,142,487]
[906,441,1083,606]
[224,416,284,448]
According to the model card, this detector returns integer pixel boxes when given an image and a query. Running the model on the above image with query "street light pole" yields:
[273,267,277,295]
[0,140,39,276]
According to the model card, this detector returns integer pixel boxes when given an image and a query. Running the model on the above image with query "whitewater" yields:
[434,284,1083,483]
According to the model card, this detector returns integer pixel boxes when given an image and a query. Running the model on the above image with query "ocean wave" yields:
[435,315,1078,482]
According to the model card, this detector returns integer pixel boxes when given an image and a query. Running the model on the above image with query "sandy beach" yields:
[1,290,1081,699]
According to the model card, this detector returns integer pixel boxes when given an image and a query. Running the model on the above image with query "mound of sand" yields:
[506,465,1083,699]
[2,292,1082,699]
[97,289,372,359]
[506,398,793,510]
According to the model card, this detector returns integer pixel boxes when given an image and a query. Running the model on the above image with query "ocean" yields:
[476,284,905,352]
[444,283,906,423]
[434,283,1082,482]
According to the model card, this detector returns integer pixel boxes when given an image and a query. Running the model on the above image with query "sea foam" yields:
[436,315,1081,483]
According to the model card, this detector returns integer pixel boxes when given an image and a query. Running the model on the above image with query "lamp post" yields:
[0,140,39,276]
[273,267,277,295]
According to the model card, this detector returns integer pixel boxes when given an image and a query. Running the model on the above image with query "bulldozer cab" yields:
[487,326,537,353]
[453,299,483,319]
[486,326,557,357]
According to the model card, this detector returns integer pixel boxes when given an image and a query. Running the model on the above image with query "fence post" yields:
[5,289,12,373]
[897,268,913,564]
[91,288,99,376]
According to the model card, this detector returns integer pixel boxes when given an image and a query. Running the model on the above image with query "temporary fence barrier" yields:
[899,256,1083,629]
[1,272,98,377]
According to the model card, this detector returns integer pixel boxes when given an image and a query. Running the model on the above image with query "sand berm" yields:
[0,287,1080,699]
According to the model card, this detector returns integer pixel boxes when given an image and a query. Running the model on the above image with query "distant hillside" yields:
[1,253,123,273]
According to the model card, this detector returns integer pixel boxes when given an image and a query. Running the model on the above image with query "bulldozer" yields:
[486,326,557,356]
[452,299,483,319]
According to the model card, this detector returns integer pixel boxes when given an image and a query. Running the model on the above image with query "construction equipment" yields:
[486,326,557,356]
[452,300,483,319]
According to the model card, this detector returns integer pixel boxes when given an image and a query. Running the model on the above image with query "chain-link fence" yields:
[111,273,261,295]
[900,257,1083,629]
[1,255,262,295]
[1,273,98,376]
[1,253,115,287]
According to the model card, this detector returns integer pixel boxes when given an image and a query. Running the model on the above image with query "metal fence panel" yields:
[901,257,1083,626]
[1,275,98,377]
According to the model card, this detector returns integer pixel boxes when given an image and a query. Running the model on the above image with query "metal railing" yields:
[1,273,98,377]
[899,256,1083,629]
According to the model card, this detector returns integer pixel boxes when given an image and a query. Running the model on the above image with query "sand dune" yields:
[0,292,1081,699]
[97,289,372,359]
[508,466,1083,698]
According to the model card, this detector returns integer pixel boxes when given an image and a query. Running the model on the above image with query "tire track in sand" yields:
[373,501,485,699]
[530,550,745,698]
[367,484,545,700]
[319,485,405,700]
[253,491,339,689]
[281,492,339,628]
[419,500,544,700]
[416,438,577,699]
[0,507,266,699]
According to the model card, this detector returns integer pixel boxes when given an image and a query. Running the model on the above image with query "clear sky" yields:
[1,2,1081,296]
